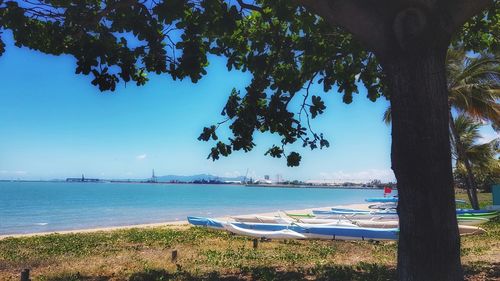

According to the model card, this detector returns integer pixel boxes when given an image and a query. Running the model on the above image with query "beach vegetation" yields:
[0,212,497,281]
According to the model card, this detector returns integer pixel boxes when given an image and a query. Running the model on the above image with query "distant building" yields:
[254,179,272,184]
[146,169,158,183]
[66,174,100,182]
[224,180,242,184]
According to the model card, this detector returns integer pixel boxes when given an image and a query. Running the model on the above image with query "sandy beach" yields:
[0,203,372,239]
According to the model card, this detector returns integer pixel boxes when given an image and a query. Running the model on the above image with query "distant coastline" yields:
[0,172,396,189]
[0,179,392,190]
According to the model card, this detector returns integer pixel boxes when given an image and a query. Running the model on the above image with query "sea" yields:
[0,181,383,235]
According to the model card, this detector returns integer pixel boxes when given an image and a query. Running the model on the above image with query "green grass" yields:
[455,191,494,209]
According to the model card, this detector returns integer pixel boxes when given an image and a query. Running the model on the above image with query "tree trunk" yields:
[449,114,480,210]
[385,50,463,280]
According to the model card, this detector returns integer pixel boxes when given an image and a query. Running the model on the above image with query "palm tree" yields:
[452,115,499,196]
[383,49,500,209]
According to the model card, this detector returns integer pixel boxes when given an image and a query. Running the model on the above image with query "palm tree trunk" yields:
[449,114,480,210]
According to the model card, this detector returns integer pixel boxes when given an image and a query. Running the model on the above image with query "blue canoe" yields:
[331,208,372,213]
[455,209,497,214]
[366,198,467,205]
[187,216,399,241]
[315,209,397,215]
[188,216,224,229]
[365,197,398,203]
[321,208,497,218]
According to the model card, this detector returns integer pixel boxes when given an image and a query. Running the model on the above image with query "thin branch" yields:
[236,0,263,13]
[298,73,319,141]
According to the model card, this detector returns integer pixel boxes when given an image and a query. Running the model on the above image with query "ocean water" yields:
[0,182,382,235]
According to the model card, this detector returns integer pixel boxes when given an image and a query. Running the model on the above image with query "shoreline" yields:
[0,203,371,239]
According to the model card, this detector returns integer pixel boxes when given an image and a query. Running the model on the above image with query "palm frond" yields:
[382,106,392,125]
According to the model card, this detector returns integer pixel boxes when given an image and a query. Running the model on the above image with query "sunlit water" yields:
[0,181,382,234]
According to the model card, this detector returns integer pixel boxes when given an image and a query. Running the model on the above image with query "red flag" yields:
[383,186,392,197]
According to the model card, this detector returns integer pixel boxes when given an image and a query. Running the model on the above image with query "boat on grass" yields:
[222,223,306,239]
[457,216,490,225]
[189,216,398,241]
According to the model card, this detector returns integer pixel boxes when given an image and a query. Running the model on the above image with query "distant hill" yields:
[152,174,246,182]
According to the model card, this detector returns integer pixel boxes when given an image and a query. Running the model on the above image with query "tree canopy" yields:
[1,0,497,166]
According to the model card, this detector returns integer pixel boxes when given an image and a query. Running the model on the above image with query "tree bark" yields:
[385,50,463,280]
[449,114,480,210]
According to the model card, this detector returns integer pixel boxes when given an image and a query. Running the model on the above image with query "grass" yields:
[0,193,498,281]
[455,191,493,209]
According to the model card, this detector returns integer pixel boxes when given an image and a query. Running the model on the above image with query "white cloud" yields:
[314,169,395,183]
[136,154,147,160]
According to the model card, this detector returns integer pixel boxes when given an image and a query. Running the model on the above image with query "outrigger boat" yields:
[284,212,490,226]
[326,208,498,219]
[222,223,306,239]
[455,209,499,219]
[189,216,485,240]
[189,216,399,240]
[365,197,398,203]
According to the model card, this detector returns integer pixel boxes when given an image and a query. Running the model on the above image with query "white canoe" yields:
[458,225,486,236]
[457,217,489,226]
[313,214,400,220]
[233,216,358,227]
[231,215,293,224]
[353,221,485,235]
[222,223,306,239]
[233,217,487,236]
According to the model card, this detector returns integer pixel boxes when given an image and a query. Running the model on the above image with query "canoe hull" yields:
[189,217,399,241]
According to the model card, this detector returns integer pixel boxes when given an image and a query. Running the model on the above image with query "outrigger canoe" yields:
[312,210,400,220]
[457,216,490,225]
[327,208,498,219]
[189,217,483,238]
[233,215,487,227]
[365,198,468,205]
[365,197,398,203]
[232,215,293,224]
[189,216,398,241]
[285,213,316,218]
[222,223,306,239]
[368,203,398,209]
[455,210,499,219]
[286,213,489,226]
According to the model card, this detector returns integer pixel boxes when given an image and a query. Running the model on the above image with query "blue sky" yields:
[0,31,496,182]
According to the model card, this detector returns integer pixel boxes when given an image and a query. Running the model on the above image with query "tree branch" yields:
[446,0,495,34]
[236,0,263,13]
[296,0,390,54]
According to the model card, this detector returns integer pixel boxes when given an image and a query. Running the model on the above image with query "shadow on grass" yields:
[463,262,500,281]
[43,263,499,281]
[45,272,109,281]
[127,263,396,281]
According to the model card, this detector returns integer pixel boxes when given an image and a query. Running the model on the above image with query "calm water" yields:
[0,182,381,234]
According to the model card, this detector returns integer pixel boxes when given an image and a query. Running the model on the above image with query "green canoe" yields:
[286,213,315,218]
[457,211,498,220]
